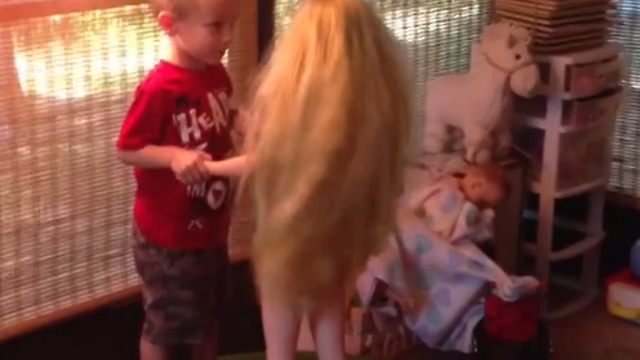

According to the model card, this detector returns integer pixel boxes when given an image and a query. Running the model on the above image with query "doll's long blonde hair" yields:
[246,0,412,307]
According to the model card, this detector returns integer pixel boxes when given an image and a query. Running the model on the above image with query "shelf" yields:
[522,232,604,262]
[529,178,608,199]
[522,210,588,233]
[512,43,619,321]
[535,84,608,101]
[543,275,600,320]
[533,42,623,101]
[522,209,604,262]
[516,114,613,134]
[546,289,599,320]
[533,42,620,65]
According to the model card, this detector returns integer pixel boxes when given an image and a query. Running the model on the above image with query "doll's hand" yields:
[344,305,354,333]
[203,155,249,178]
[171,149,212,184]
[397,296,416,311]
[386,291,419,312]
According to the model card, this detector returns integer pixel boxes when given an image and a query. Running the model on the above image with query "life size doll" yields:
[242,0,412,359]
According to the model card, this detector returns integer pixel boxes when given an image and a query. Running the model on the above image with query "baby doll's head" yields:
[460,164,510,209]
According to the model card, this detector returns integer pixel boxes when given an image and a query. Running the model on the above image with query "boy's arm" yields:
[118,146,212,184]
[116,145,182,168]
[116,86,186,169]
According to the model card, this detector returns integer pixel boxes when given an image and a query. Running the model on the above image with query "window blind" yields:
[274,0,491,153]
[609,0,640,197]
[0,0,257,340]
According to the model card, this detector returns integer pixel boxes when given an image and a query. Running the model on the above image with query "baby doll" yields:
[460,164,510,209]
[407,164,510,240]
[241,0,412,359]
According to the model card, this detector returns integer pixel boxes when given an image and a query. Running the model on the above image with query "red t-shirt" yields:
[117,61,235,250]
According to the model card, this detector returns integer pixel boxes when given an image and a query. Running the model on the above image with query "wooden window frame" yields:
[257,0,274,61]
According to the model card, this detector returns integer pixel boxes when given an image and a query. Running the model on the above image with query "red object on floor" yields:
[483,292,541,342]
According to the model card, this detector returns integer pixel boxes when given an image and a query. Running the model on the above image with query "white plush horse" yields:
[422,22,541,164]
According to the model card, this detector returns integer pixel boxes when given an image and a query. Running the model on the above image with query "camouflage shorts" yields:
[132,226,228,346]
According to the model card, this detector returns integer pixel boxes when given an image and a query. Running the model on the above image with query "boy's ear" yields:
[157,10,178,35]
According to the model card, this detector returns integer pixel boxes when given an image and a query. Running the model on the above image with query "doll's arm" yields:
[406,186,439,215]
[204,155,250,178]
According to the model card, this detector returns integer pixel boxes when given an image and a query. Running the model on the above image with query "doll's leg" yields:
[422,117,448,154]
[308,290,346,360]
[494,123,512,158]
[463,125,492,164]
[451,128,465,151]
[261,300,303,360]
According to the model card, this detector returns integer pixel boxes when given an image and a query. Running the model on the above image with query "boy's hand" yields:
[170,149,212,184]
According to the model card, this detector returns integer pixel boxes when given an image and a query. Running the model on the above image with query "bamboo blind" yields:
[273,0,640,201]
[609,0,640,198]
[0,0,258,340]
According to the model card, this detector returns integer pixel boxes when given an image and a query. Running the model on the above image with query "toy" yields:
[422,21,541,164]
[477,284,553,360]
[298,292,417,360]
[605,268,640,324]
[631,239,640,278]
[244,0,411,359]
[483,288,542,343]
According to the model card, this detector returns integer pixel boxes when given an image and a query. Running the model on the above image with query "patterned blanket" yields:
[357,159,538,353]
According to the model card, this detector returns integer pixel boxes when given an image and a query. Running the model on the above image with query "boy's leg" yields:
[308,289,346,360]
[261,299,303,360]
[192,323,218,360]
[192,245,228,360]
[140,338,169,360]
[133,231,219,360]
[133,233,172,360]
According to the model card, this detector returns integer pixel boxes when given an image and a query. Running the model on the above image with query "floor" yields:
[398,298,640,360]
[1,288,639,360]
[2,203,640,360]
[551,300,640,360]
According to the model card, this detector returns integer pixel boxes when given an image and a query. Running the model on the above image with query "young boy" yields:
[116,1,239,359]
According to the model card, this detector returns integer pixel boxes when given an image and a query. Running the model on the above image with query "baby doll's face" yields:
[461,168,507,209]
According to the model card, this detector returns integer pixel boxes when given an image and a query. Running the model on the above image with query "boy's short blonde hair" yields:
[149,0,198,17]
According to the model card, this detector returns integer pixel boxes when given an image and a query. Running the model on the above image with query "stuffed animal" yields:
[423,22,541,164]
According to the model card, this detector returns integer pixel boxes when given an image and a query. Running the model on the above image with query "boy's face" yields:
[161,0,238,66]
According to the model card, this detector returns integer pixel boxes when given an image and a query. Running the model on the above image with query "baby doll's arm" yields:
[406,186,440,215]
[204,155,250,178]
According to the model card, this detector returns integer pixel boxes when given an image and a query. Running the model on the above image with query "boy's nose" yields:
[222,26,233,48]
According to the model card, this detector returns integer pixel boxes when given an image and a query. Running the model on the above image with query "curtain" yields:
[273,0,640,199]
[610,0,640,197]
[0,0,257,340]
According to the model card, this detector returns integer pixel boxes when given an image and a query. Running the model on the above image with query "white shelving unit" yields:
[513,42,627,318]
